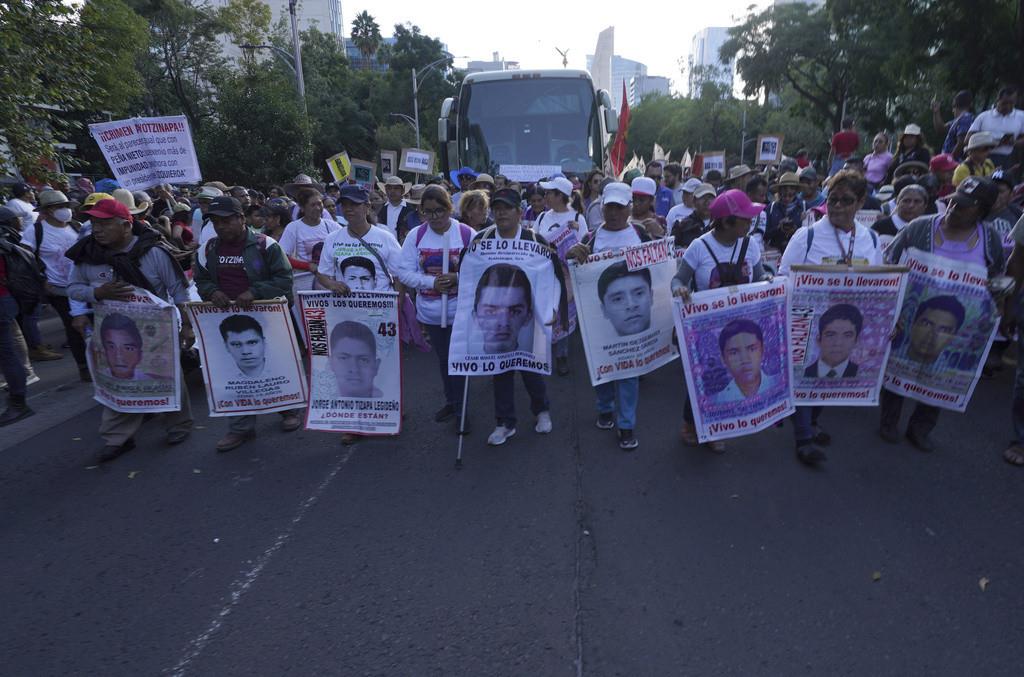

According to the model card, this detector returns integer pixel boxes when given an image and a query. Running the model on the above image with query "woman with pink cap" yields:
[671,189,768,452]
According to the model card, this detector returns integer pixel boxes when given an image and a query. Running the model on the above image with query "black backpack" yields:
[0,237,47,313]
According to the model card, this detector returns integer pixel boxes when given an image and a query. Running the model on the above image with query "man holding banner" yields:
[452,188,563,446]
[66,199,194,465]
[568,182,655,451]
[882,177,1004,451]
[193,196,302,452]
[779,171,883,466]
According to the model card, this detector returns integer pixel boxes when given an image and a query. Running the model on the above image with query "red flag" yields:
[609,81,630,176]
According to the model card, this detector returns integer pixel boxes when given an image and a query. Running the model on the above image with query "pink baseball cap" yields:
[708,189,765,220]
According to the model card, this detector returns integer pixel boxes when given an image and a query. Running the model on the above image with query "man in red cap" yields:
[929,153,959,198]
[66,199,194,464]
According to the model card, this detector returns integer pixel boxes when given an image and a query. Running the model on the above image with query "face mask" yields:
[52,207,73,223]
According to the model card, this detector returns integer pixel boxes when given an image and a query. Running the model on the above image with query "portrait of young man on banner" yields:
[448,231,557,376]
[300,290,403,435]
[570,238,678,386]
[87,290,181,413]
[788,266,907,406]
[188,301,307,417]
[674,279,792,443]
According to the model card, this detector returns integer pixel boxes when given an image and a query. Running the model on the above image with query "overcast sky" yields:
[341,1,770,94]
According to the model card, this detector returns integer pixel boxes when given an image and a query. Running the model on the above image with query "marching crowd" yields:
[3,86,1024,469]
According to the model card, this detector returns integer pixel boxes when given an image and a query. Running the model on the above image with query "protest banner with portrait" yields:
[187,300,307,417]
[86,288,180,413]
[300,290,402,434]
[788,265,908,406]
[545,222,580,343]
[883,249,998,412]
[571,238,678,386]
[675,279,793,442]
[448,233,557,376]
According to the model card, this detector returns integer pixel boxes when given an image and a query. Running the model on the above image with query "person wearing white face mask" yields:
[21,190,90,380]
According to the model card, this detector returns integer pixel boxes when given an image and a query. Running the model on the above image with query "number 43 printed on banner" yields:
[377,322,397,337]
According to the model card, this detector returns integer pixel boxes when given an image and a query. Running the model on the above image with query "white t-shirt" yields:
[8,198,36,232]
[396,219,471,326]
[536,208,587,239]
[317,225,402,291]
[22,221,78,287]
[384,201,406,235]
[683,231,762,291]
[589,225,643,254]
[198,220,216,248]
[666,203,693,228]
[968,108,1024,156]
[778,216,882,275]
[278,218,341,263]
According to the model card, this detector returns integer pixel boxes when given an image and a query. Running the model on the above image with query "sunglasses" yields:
[827,195,857,207]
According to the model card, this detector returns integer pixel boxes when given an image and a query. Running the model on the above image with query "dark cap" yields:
[950,176,999,217]
[206,196,243,217]
[491,188,521,208]
[0,206,21,229]
[338,184,369,204]
[11,182,32,197]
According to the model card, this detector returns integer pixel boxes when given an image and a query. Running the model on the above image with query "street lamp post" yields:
[240,42,306,115]
[288,0,306,102]
[411,56,457,148]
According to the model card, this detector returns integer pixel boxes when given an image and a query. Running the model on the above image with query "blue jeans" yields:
[790,406,822,444]
[425,323,466,409]
[0,296,27,397]
[493,370,548,428]
[595,377,639,430]
[553,336,569,359]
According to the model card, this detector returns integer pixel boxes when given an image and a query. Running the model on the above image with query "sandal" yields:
[1003,444,1024,466]
[680,422,698,446]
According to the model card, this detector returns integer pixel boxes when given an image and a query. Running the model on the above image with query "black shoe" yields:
[879,424,900,444]
[165,429,191,445]
[434,404,456,422]
[595,412,615,430]
[92,438,136,464]
[795,441,827,466]
[812,426,831,446]
[0,398,34,427]
[617,428,639,450]
[556,357,570,376]
[905,428,934,452]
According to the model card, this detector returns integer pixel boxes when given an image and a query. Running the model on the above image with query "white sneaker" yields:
[487,425,516,445]
[535,411,552,434]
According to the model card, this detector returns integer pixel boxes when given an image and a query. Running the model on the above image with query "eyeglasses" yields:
[420,207,448,218]
[827,195,857,207]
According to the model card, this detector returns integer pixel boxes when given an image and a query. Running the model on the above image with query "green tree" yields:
[219,0,271,49]
[350,11,382,68]
[0,0,148,179]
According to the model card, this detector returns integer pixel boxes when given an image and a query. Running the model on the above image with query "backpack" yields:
[1,239,47,314]
[702,236,751,287]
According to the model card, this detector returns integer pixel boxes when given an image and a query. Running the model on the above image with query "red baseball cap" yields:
[709,189,765,220]
[83,198,132,221]
[929,153,959,173]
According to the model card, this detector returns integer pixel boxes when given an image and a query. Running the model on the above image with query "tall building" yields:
[687,27,735,97]
[587,53,647,111]
[628,75,671,106]
[465,53,520,74]
[589,26,614,93]
[214,0,344,61]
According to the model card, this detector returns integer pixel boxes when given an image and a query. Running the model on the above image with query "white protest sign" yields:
[448,232,557,376]
[300,291,403,435]
[187,301,308,417]
[499,164,562,183]
[88,115,201,190]
[399,147,436,174]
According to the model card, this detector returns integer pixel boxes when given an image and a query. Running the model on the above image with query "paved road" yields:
[2,327,1022,676]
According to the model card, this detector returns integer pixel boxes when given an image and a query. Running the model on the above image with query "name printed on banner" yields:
[624,238,672,271]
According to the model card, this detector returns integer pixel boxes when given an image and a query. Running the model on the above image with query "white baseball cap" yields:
[539,176,573,197]
[631,176,657,197]
[601,182,632,205]
[681,177,702,193]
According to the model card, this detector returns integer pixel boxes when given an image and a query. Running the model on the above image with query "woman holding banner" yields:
[396,185,475,432]
[882,176,1003,452]
[779,170,882,466]
[672,189,768,453]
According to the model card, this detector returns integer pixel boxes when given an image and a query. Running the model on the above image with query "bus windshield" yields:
[458,77,601,175]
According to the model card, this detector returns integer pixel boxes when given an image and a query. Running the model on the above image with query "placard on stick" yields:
[399,147,435,175]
